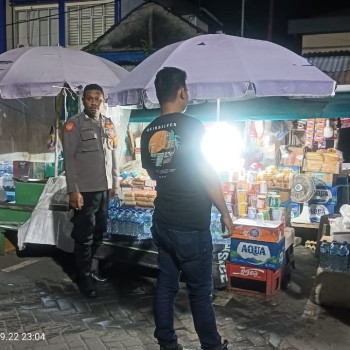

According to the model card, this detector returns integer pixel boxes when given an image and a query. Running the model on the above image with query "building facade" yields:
[3,0,142,51]
[2,0,216,53]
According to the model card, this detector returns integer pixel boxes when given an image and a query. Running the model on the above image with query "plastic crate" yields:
[226,261,281,300]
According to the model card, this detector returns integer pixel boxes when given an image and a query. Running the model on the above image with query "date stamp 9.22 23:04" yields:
[0,332,46,341]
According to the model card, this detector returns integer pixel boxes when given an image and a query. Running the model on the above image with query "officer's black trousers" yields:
[71,191,109,275]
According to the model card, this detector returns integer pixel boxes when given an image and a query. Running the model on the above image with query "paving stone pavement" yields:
[0,245,349,350]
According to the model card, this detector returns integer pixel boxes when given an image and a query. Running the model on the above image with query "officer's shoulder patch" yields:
[65,121,75,132]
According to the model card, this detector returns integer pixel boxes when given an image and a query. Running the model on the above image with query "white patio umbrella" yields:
[0,46,129,175]
[0,46,128,98]
[107,34,336,115]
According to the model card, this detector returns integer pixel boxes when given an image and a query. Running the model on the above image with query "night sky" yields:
[196,0,350,52]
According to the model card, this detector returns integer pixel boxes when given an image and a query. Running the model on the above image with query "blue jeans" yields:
[152,220,222,350]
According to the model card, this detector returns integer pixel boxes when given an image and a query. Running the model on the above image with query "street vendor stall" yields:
[101,33,341,295]
[0,46,130,256]
[3,35,350,299]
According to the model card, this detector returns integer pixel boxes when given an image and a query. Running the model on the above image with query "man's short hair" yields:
[154,67,187,105]
[83,84,104,98]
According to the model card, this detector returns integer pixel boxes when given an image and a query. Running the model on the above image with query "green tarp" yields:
[129,93,350,122]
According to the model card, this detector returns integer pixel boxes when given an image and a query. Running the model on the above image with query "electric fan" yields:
[291,174,316,224]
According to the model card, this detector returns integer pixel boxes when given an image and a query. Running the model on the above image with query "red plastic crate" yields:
[225,262,281,300]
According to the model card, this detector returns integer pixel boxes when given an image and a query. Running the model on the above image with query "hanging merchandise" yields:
[48,126,56,152]
[305,119,315,148]
[323,119,334,138]
[314,118,326,149]
[249,121,258,138]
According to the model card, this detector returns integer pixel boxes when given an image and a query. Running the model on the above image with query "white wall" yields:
[303,32,350,54]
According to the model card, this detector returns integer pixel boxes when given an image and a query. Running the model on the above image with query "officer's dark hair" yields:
[155,67,187,105]
[83,84,104,98]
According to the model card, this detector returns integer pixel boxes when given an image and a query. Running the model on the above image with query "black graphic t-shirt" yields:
[141,113,212,230]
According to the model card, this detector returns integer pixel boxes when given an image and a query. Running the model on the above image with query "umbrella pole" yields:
[54,114,59,177]
[54,95,61,177]
[216,98,221,121]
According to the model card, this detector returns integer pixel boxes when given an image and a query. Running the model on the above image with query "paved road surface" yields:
[0,244,349,350]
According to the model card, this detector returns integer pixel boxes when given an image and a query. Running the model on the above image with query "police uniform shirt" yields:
[62,112,119,193]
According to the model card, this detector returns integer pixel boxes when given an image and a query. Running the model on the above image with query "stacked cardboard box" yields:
[226,219,285,300]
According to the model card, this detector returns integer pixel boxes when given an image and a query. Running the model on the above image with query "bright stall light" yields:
[201,122,244,172]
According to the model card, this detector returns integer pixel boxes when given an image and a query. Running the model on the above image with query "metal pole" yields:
[241,0,245,37]
[11,4,15,49]
[0,0,7,53]
[216,98,221,121]
[54,97,59,177]
[58,0,65,46]
[114,0,121,24]
[267,0,274,41]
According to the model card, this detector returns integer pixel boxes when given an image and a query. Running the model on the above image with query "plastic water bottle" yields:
[111,208,119,234]
[329,240,340,272]
[143,210,153,237]
[109,198,120,209]
[118,208,125,234]
[124,209,132,235]
[106,210,112,235]
[136,210,145,239]
[107,208,113,234]
[129,209,137,236]
[211,207,220,241]
[338,241,349,272]
[319,240,330,269]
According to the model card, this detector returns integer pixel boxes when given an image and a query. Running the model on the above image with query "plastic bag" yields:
[340,204,350,229]
[17,175,74,253]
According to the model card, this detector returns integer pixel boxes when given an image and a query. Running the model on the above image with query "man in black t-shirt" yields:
[141,67,233,350]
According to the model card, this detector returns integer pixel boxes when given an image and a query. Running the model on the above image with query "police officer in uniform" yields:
[62,84,119,298]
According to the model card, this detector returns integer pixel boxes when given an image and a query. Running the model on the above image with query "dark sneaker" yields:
[220,339,229,350]
[160,343,183,350]
[77,274,97,298]
[91,272,108,283]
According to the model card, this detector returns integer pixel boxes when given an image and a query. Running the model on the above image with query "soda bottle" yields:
[319,240,330,269]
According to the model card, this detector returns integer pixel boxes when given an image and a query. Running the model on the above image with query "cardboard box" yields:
[278,166,301,174]
[284,227,295,249]
[229,237,285,271]
[330,232,350,243]
[231,218,284,243]
[309,203,335,223]
[303,172,336,186]
[321,161,341,174]
[303,161,340,175]
[290,201,300,218]
[309,185,337,204]
[280,147,305,167]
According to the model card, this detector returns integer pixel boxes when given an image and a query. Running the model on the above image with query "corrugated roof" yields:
[304,51,350,84]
